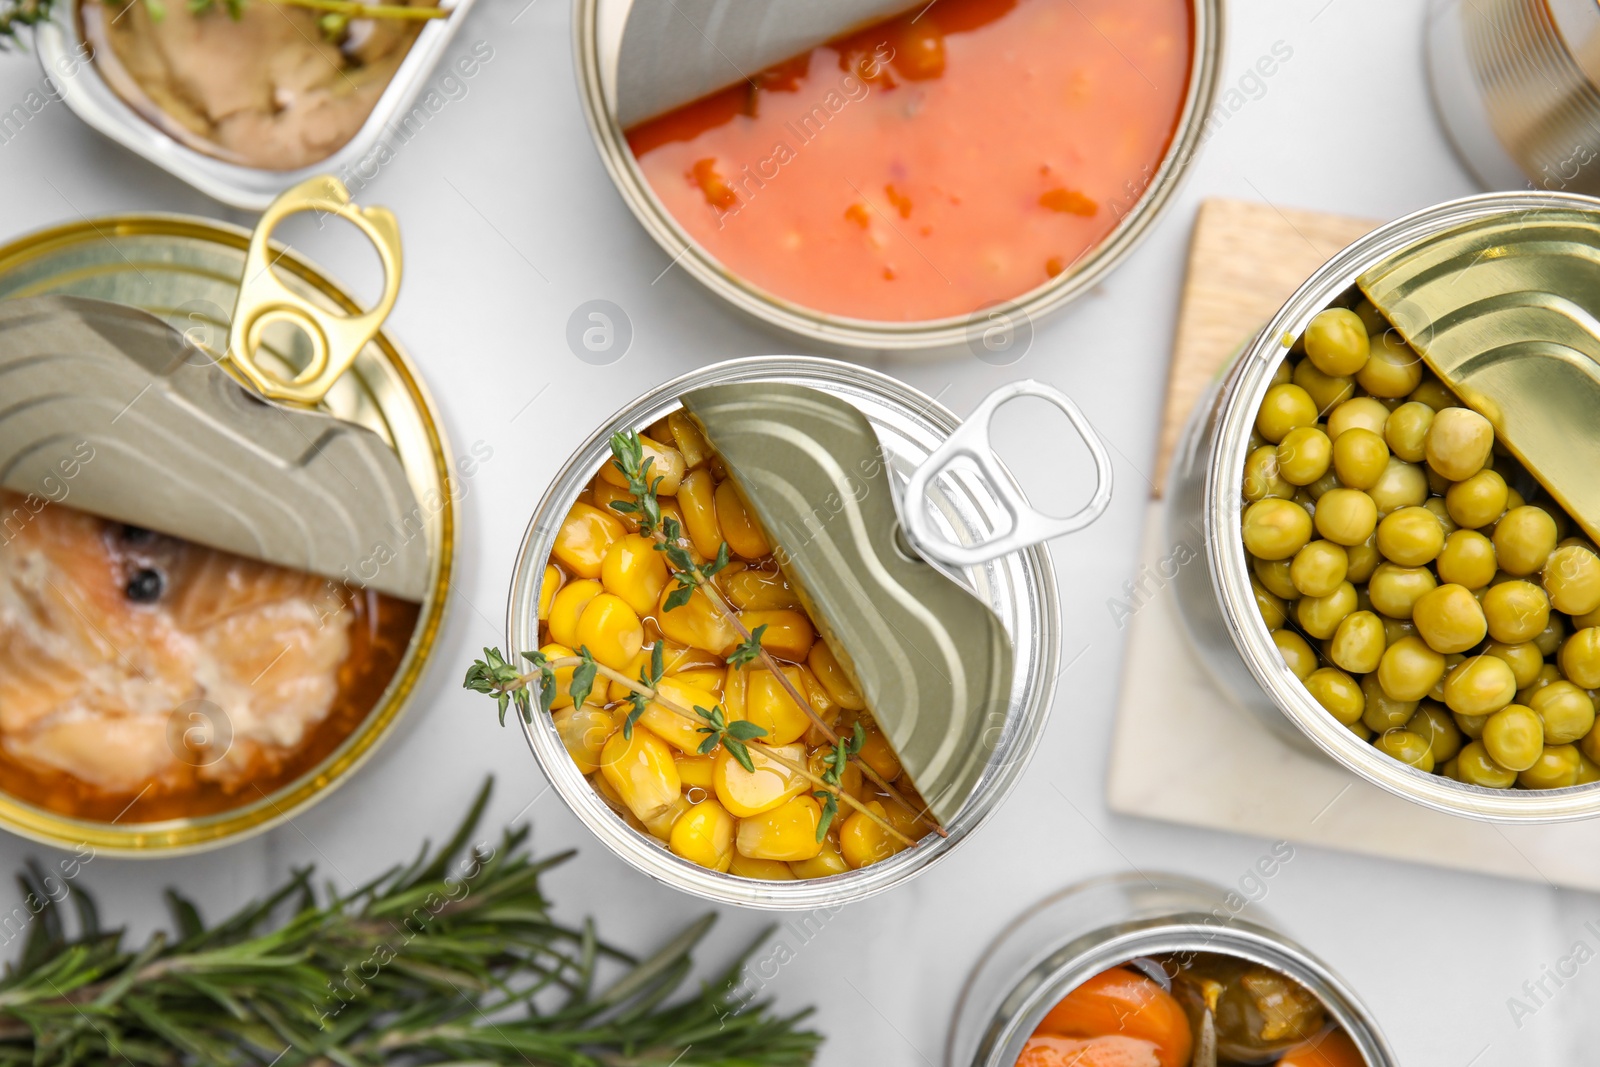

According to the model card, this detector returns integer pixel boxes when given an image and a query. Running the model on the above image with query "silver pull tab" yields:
[902,380,1113,568]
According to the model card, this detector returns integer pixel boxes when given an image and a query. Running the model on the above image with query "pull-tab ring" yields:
[226,175,403,405]
[902,380,1114,568]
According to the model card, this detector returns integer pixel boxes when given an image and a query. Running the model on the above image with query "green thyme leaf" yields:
[568,647,598,711]
[663,580,696,613]
[727,720,768,742]
[725,738,756,773]
[728,624,768,669]
[813,791,838,841]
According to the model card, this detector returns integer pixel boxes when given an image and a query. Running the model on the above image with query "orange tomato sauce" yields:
[626,0,1193,322]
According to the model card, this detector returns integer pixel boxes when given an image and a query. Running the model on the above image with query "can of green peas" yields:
[1167,190,1600,822]
[504,355,1081,908]
[945,872,1396,1067]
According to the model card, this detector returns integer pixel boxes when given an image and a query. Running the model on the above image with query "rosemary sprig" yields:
[0,779,821,1065]
[606,430,942,840]
[0,0,49,49]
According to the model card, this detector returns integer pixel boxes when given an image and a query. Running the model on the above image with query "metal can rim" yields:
[946,872,1397,1067]
[505,354,1060,908]
[0,212,456,855]
[571,0,1224,355]
[1207,189,1600,823]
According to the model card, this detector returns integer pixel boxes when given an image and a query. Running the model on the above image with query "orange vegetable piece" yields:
[1277,1029,1365,1067]
[1032,967,1191,1067]
[1015,1035,1161,1067]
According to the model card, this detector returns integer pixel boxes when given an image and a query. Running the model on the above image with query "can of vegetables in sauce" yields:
[0,211,454,854]
[945,872,1396,1067]
[574,0,1223,356]
[1167,190,1600,822]
[505,355,1064,908]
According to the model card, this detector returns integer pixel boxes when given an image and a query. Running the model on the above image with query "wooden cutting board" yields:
[1109,198,1600,892]
[1152,198,1378,494]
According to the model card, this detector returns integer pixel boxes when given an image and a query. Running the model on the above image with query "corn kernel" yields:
[677,469,723,560]
[601,533,669,615]
[745,668,814,746]
[675,753,716,789]
[858,724,902,781]
[790,841,850,879]
[609,648,649,703]
[574,593,645,672]
[643,795,692,841]
[553,706,614,773]
[538,564,561,621]
[667,411,714,469]
[553,503,624,579]
[724,663,748,719]
[877,794,927,840]
[808,641,866,710]
[601,436,686,496]
[539,643,604,710]
[600,724,681,822]
[656,583,738,656]
[638,676,725,753]
[714,742,807,817]
[662,642,724,673]
[548,579,602,648]
[799,667,841,746]
[672,667,725,696]
[589,477,637,524]
[840,801,907,869]
[725,568,802,611]
[729,854,796,880]
[669,798,735,870]
[741,609,815,662]
[716,479,771,559]
[736,796,824,862]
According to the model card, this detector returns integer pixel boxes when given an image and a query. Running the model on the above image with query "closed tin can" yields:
[505,355,1061,908]
[1427,0,1600,194]
[0,212,454,854]
[945,872,1396,1067]
[572,0,1224,356]
[1166,190,1600,822]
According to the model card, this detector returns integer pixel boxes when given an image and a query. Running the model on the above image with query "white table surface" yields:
[0,1,1589,1063]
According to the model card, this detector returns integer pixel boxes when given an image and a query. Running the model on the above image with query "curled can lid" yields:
[683,378,1110,825]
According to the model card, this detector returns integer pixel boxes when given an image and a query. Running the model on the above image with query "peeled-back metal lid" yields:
[0,176,429,602]
[1358,205,1600,544]
[684,379,1112,825]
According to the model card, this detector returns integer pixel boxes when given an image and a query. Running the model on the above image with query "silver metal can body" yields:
[1427,0,1600,194]
[944,872,1396,1067]
[505,355,1060,908]
[571,0,1224,357]
[1167,190,1600,822]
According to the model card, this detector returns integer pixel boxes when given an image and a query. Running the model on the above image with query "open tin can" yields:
[945,872,1396,1067]
[506,355,1099,908]
[572,0,1223,356]
[1167,190,1600,822]
[34,0,477,210]
[0,196,454,854]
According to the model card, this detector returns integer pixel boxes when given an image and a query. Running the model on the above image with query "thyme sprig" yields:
[465,650,914,847]
[813,723,865,841]
[693,704,766,772]
[606,430,943,840]
[0,779,821,1065]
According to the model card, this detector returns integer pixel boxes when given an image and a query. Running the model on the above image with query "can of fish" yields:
[32,0,477,209]
[945,872,1396,1067]
[1427,0,1600,196]
[573,0,1223,356]
[505,355,1086,908]
[0,208,454,854]
[1167,190,1600,822]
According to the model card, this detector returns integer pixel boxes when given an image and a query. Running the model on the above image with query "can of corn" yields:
[1166,190,1600,822]
[572,0,1224,356]
[506,355,1070,908]
[1427,0,1600,195]
[0,210,454,854]
[945,872,1396,1067]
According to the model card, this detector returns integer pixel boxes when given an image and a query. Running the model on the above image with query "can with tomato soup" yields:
[573,0,1224,356]
[504,356,1096,908]
[945,873,1396,1067]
